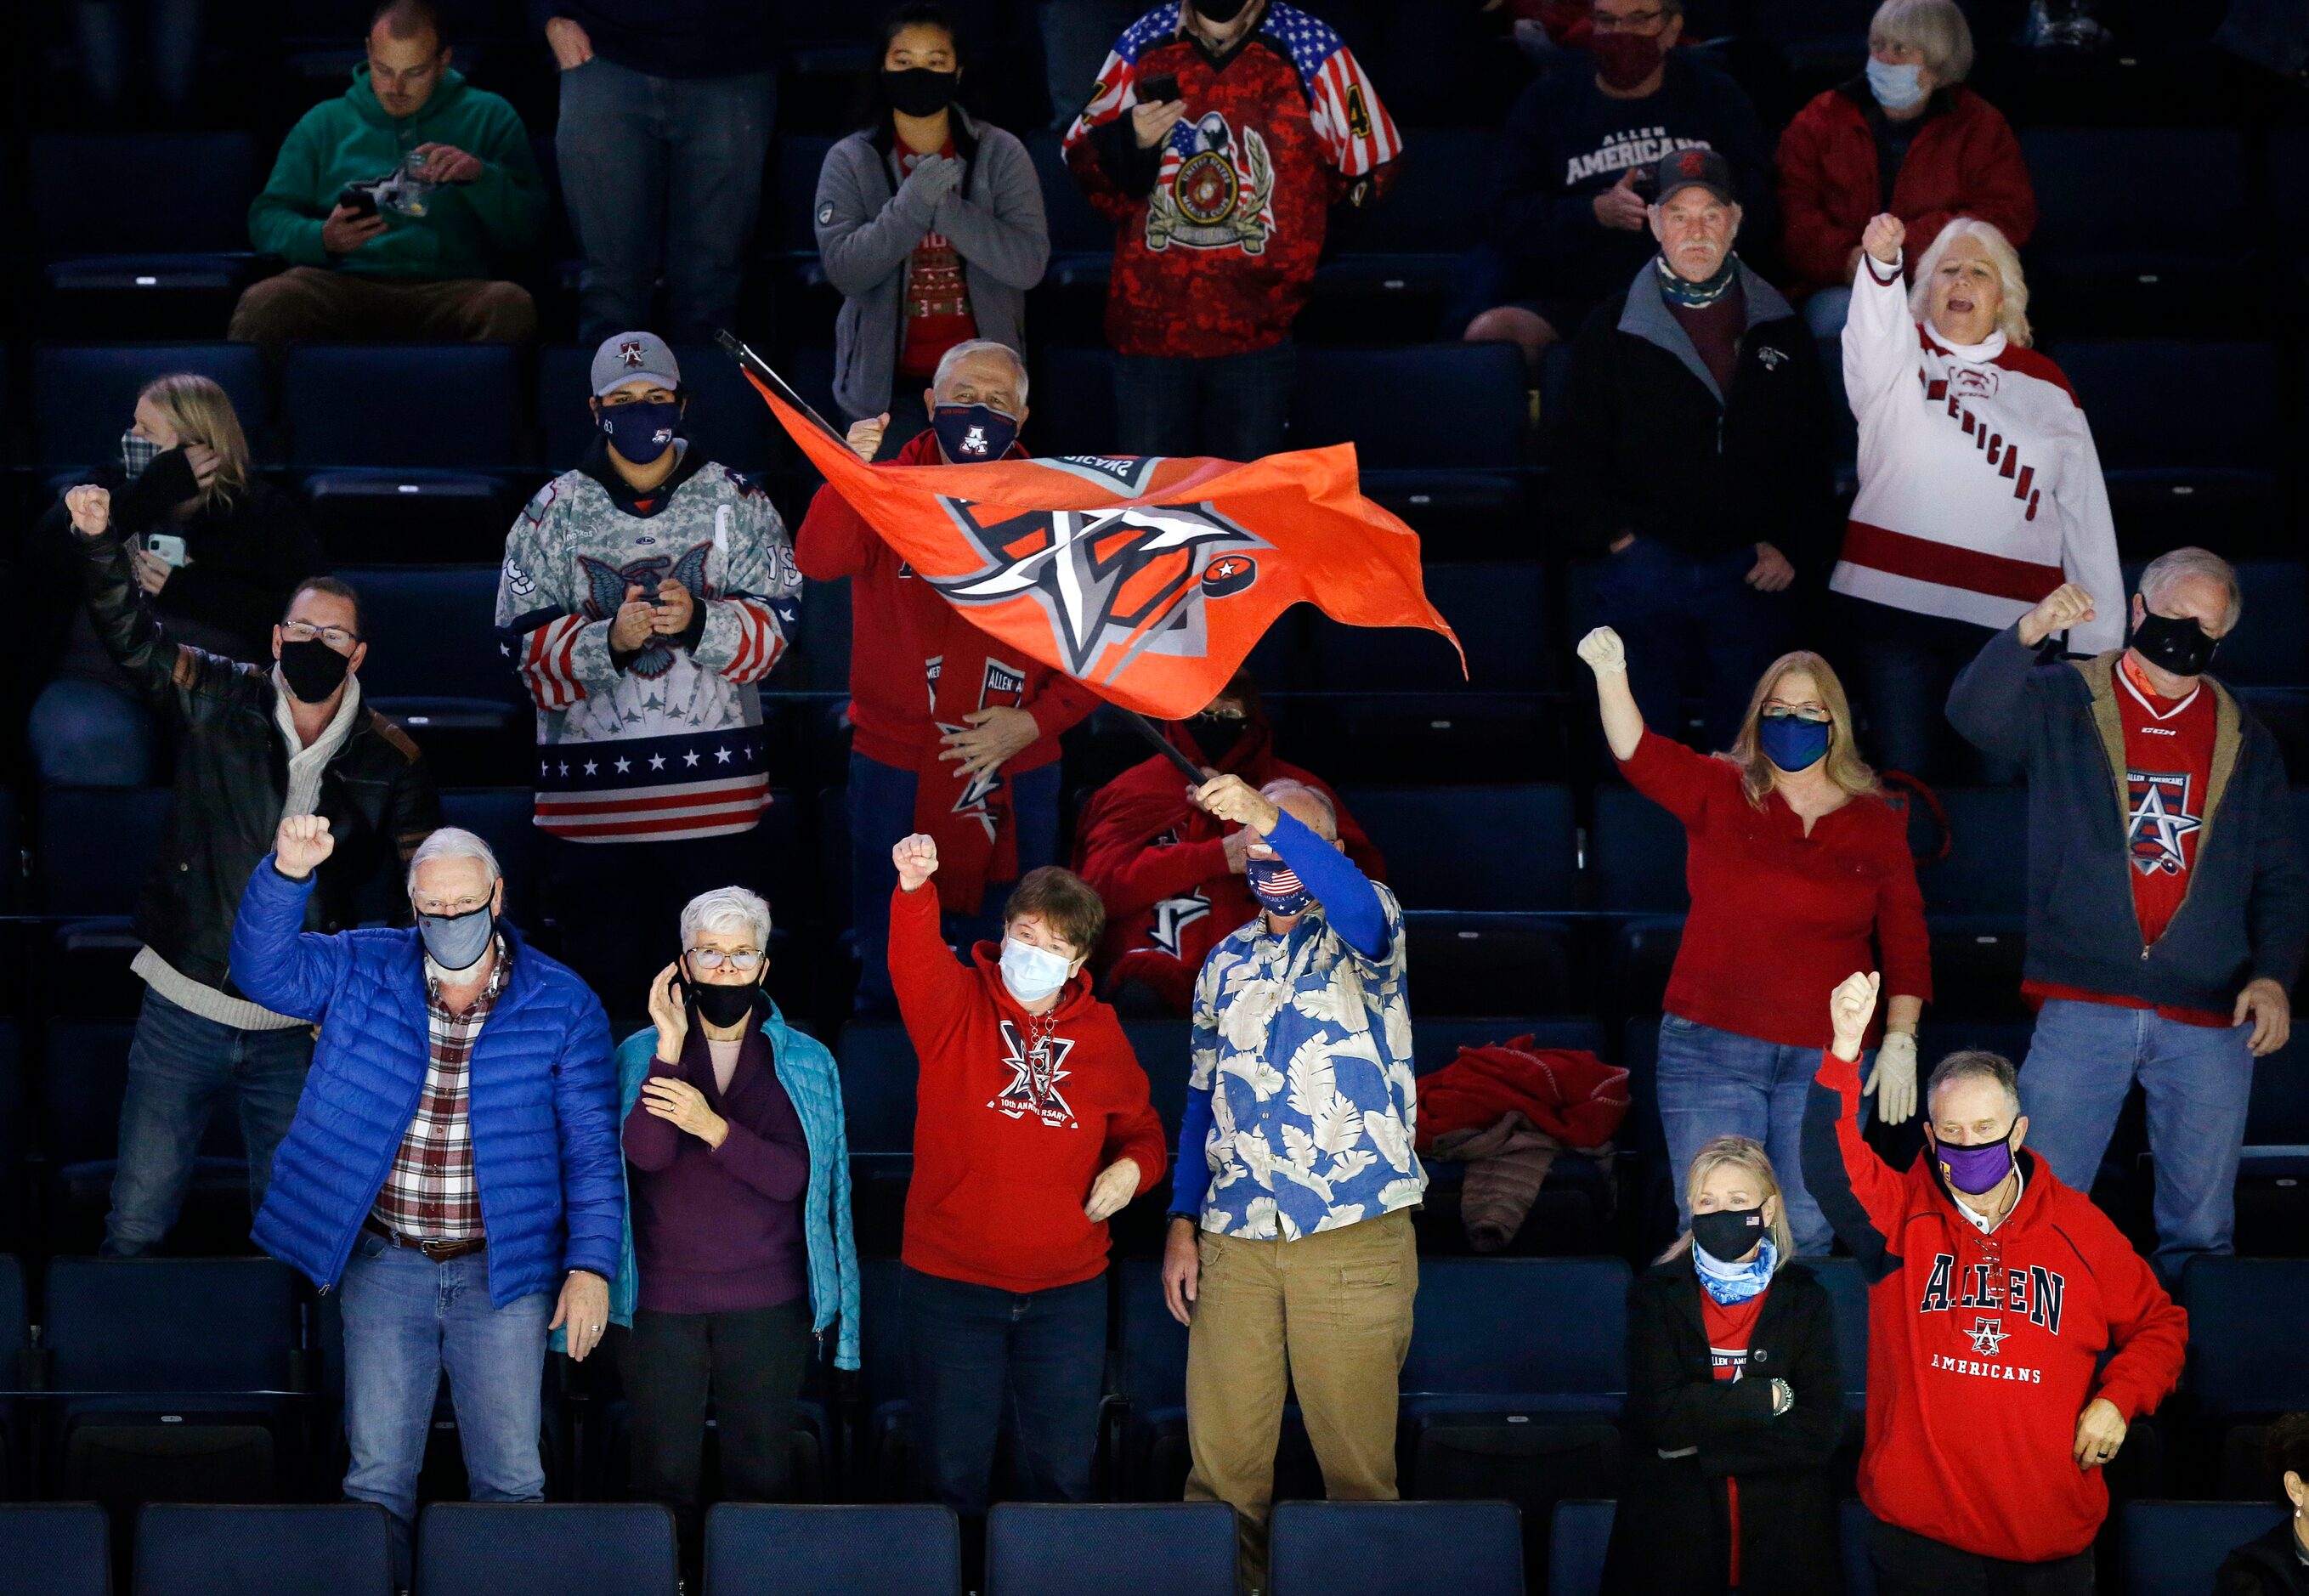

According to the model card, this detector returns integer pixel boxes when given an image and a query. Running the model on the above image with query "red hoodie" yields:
[1802,1047,2187,1562]
[890,880,1169,1293]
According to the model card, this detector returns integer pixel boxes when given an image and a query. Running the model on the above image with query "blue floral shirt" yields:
[1186,880,1425,1240]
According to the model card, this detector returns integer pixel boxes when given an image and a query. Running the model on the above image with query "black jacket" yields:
[2219,1520,2309,1595]
[72,526,439,997]
[1603,1255,1845,1596]
[1552,257,1836,567]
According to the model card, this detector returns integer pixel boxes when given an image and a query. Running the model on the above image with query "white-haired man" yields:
[795,338,1096,1014]
[230,816,621,1589]
[1948,550,2309,1279]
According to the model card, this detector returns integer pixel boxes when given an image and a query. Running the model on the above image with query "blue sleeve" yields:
[552,987,626,1282]
[227,855,354,1021]
[1267,809,1388,961]
[1171,1083,1214,1217]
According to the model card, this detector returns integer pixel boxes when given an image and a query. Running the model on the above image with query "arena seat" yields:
[2019,127,2252,333]
[2183,1257,2309,1419]
[0,1254,23,1494]
[705,1503,960,1595]
[833,1023,919,1157]
[133,1503,393,1596]
[0,1503,110,1596]
[985,1503,1237,1596]
[1268,1499,1523,1595]
[31,133,259,297]
[1589,784,1689,915]
[1802,1254,1871,1412]
[32,343,270,471]
[2120,1500,2286,1596]
[414,1503,676,1596]
[1546,1499,1614,1596]
[1290,344,1530,544]
[852,1259,914,1501]
[283,345,522,471]
[41,1018,248,1248]
[764,134,840,263]
[334,566,527,764]
[1337,785,1576,911]
[1910,786,2030,1019]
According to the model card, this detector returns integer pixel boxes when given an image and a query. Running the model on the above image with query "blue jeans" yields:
[104,988,313,1256]
[2020,999,2255,1277]
[1114,342,1296,461]
[847,750,1062,1015]
[1597,539,1794,754]
[902,1265,1108,1517]
[340,1231,552,1587]
[1802,285,1853,338]
[1655,1013,1860,1255]
[555,57,777,343]
[31,677,156,786]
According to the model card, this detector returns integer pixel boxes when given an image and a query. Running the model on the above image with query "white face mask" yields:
[999,937,1073,1003]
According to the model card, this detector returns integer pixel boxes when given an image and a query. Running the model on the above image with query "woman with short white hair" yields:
[1827,209,2123,778]
[607,885,859,1581]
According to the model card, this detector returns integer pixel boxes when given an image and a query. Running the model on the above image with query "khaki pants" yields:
[228,267,535,367]
[1183,1208,1418,1589]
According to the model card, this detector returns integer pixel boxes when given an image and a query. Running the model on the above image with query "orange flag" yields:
[734,352,1463,721]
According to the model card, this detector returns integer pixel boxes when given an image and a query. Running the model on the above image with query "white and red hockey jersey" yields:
[1830,250,2123,654]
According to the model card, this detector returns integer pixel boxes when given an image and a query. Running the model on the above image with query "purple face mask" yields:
[1933,1132,2014,1196]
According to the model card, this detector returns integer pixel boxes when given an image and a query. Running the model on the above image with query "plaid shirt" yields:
[370,937,511,1242]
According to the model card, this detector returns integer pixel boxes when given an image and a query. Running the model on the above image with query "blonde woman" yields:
[1830,209,2123,778]
[1579,627,1931,1250]
[32,373,320,784]
[1604,1135,1844,1594]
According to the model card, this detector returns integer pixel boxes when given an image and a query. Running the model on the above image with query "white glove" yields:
[1576,626,1627,676]
[1864,1031,1919,1125]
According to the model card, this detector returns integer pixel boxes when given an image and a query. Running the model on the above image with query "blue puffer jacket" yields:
[234,857,623,1307]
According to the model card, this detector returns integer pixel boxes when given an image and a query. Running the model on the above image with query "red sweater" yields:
[1622,731,1931,1049]
[1803,1047,2188,1562]
[792,428,1095,772]
[1775,82,2036,296]
[889,881,1169,1293]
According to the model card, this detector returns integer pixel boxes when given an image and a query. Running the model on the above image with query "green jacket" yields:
[248,65,543,280]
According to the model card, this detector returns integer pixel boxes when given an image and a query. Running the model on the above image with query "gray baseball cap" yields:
[591,331,682,397]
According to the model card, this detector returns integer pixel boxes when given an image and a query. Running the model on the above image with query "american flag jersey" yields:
[1063,2,1401,359]
[370,937,510,1242]
[495,450,801,845]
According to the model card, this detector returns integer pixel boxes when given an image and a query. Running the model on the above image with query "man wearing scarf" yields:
[1072,674,1384,1015]
[1552,147,1836,751]
[795,339,1096,1014]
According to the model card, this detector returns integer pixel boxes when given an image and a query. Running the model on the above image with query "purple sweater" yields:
[623,1016,809,1315]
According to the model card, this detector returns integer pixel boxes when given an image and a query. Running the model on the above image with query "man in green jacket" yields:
[229,0,544,367]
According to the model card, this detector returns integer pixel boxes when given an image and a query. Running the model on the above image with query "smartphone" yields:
[1139,71,1181,105]
[336,183,379,218]
[145,533,189,569]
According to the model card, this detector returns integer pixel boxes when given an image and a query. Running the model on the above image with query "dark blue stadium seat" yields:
[2019,128,2250,330]
[985,1503,1236,1596]
[1336,785,1576,911]
[1401,912,1582,1018]
[1309,129,1493,340]
[0,1254,23,1493]
[334,565,526,735]
[705,1503,959,1594]
[1119,1020,1192,1143]
[32,344,270,470]
[416,1503,676,1595]
[134,1503,393,1596]
[1025,131,1115,262]
[0,1503,110,1596]
[283,345,521,470]
[537,344,784,475]
[2183,1257,2309,1418]
[852,1259,914,1499]
[835,1023,920,1156]
[32,133,258,286]
[1268,1500,1523,1595]
[2120,1501,2285,1596]
[1590,784,1689,914]
[1111,1257,1191,1500]
[1288,345,1529,540]
[440,789,542,925]
[1308,562,1544,693]
[1547,1500,1614,1596]
[1910,786,2030,1018]
[793,574,853,695]
[1027,346,1120,460]
[35,787,171,920]
[1802,1255,1870,1409]
[1401,1257,1628,1418]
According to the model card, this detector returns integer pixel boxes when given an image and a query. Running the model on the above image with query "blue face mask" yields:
[932,403,1020,463]
[599,398,681,465]
[1758,711,1832,773]
[418,903,495,975]
[1866,57,1927,111]
[999,937,1074,1004]
[1247,856,1314,917]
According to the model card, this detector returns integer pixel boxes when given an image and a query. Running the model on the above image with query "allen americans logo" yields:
[2126,769,2201,876]
[991,1021,1077,1128]
[1918,1252,2066,1333]
[618,338,648,369]
[924,497,1269,681]
[931,658,1026,840]
[954,422,994,458]
[1964,1316,2009,1356]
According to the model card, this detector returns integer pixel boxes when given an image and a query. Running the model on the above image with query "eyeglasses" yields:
[281,620,359,649]
[413,895,490,918]
[687,948,765,972]
[1762,707,1832,724]
[1591,7,1666,30]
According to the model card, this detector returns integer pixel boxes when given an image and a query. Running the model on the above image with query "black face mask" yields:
[278,637,351,703]
[682,963,762,1029]
[884,66,959,118]
[2130,603,2220,679]
[1192,711,1251,764]
[1690,1204,1768,1264]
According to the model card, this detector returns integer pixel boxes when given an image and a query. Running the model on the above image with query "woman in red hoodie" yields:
[1806,971,2187,1595]
[888,833,1168,1533]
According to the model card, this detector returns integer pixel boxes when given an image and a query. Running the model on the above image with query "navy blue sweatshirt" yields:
[533,0,775,80]
[1487,52,1776,314]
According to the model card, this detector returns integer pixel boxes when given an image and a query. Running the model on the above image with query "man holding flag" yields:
[795,338,1098,1015]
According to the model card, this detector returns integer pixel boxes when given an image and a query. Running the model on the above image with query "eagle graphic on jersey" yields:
[993,1021,1077,1127]
[576,542,714,679]
[2125,769,2201,876]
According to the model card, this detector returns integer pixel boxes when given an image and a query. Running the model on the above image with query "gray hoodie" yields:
[815,110,1050,422]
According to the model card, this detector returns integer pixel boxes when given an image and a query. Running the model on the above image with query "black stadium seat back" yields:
[33,343,270,471]
[133,1503,394,1596]
[0,1503,110,1596]
[42,1017,245,1171]
[335,564,525,709]
[1026,132,1115,258]
[2120,1500,2288,1596]
[1026,346,1120,460]
[834,1022,920,1157]
[283,345,521,470]
[1323,128,1492,258]
[2042,340,2281,473]
[1402,1257,1629,1406]
[2182,1256,2309,1420]
[1589,784,1689,914]
[1337,785,1576,911]
[1269,1499,1524,1595]
[415,1503,677,1596]
[37,786,173,920]
[985,1503,1235,1596]
[48,1255,300,1395]
[1547,1499,1615,1596]
[33,133,258,258]
[2023,127,2250,263]
[1290,345,1527,471]
[1799,1255,1871,1406]
[1308,561,1547,694]
[705,1503,961,1595]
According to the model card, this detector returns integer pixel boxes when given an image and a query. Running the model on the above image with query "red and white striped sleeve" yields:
[717,597,790,685]
[508,613,591,710]
[1306,41,1401,178]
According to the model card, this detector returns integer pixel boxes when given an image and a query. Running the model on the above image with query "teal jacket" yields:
[248,65,544,280]
[573,1005,862,1370]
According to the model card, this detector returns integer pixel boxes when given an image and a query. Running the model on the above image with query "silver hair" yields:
[1260,778,1338,836]
[1907,216,2032,348]
[1869,0,1974,83]
[1926,1049,2022,1120]
[405,827,500,891]
[680,885,772,951]
[931,339,1029,405]
[2139,546,2243,633]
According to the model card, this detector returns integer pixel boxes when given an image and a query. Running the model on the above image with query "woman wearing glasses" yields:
[1577,626,1931,1253]
[608,886,859,1581]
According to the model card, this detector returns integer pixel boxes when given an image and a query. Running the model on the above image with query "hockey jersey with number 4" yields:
[495,441,801,844]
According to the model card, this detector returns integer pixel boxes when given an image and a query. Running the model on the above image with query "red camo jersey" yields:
[1063,2,1401,359]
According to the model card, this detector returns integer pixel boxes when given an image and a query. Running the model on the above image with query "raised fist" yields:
[65,484,112,538]
[893,833,940,893]
[1830,971,1882,1062]
[274,814,336,880]
[846,412,888,465]
[1862,213,1904,268]
[1576,626,1627,676]
[2019,583,2097,648]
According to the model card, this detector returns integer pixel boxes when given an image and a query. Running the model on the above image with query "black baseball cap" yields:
[1651,147,1736,207]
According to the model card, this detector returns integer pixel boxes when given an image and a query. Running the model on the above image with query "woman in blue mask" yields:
[1579,625,1932,1256]
[1777,0,2034,337]
[1605,1135,1843,1594]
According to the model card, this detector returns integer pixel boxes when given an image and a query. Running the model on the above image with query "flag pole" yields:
[716,330,849,444]
[1123,708,1210,784]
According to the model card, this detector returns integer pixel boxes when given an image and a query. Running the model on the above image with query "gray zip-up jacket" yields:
[815,110,1050,422]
